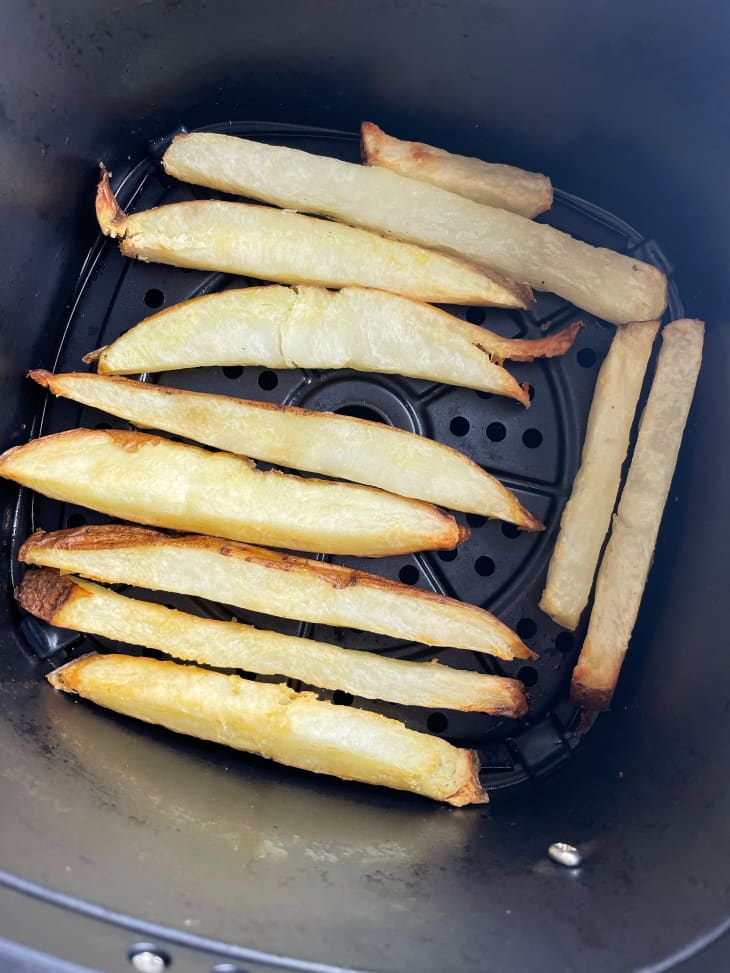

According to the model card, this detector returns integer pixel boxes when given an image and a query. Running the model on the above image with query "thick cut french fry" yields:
[361,122,552,218]
[162,132,667,324]
[96,166,529,309]
[0,430,464,557]
[539,321,659,629]
[86,285,580,402]
[20,526,535,661]
[19,569,527,717]
[47,653,488,806]
[571,320,704,709]
[32,371,542,530]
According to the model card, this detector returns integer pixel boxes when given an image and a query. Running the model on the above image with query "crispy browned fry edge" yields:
[19,524,536,661]
[18,568,529,718]
[95,164,126,237]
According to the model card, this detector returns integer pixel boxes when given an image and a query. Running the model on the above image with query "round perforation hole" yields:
[466,513,486,528]
[437,548,458,562]
[476,390,493,400]
[577,347,597,368]
[450,416,470,437]
[143,288,165,309]
[501,523,521,539]
[335,404,386,423]
[487,421,506,442]
[223,365,243,379]
[525,383,536,402]
[516,617,537,639]
[332,690,354,706]
[517,665,539,687]
[427,712,449,734]
[258,370,278,391]
[398,564,420,585]
[475,555,495,576]
[522,428,543,449]
[66,513,87,529]
[94,421,112,430]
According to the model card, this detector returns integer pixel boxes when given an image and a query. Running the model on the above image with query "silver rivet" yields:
[130,951,168,973]
[548,842,582,867]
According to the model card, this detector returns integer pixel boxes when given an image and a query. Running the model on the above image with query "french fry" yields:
[19,568,527,717]
[96,166,529,309]
[20,526,535,661]
[361,122,552,218]
[162,132,667,324]
[85,285,580,403]
[539,321,660,629]
[32,371,542,530]
[571,320,704,709]
[0,430,464,557]
[47,653,488,806]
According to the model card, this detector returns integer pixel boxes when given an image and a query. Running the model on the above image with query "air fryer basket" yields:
[0,2,728,972]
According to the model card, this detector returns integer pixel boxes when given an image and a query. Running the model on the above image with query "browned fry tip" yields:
[16,567,81,623]
[96,164,127,238]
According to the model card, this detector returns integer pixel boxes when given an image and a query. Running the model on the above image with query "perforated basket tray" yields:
[11,122,683,794]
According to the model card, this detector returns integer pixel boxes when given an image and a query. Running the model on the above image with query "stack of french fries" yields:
[1,122,701,805]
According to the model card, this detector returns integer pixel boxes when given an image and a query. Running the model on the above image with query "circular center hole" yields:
[398,564,420,585]
[143,288,165,309]
[334,404,388,424]
[487,421,507,442]
[427,712,449,733]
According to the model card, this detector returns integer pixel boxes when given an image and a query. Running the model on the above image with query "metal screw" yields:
[548,842,582,867]
[129,949,169,973]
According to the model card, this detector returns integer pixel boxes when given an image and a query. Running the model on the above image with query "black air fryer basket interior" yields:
[0,2,728,972]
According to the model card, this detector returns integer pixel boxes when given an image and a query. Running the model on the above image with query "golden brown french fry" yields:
[571,320,704,709]
[162,132,667,325]
[31,371,542,530]
[0,430,464,557]
[539,321,660,629]
[86,285,579,403]
[47,653,488,806]
[19,568,527,717]
[20,526,535,661]
[96,166,529,309]
[361,122,552,218]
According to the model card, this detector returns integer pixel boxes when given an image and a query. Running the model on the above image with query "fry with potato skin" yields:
[18,568,527,717]
[96,165,530,309]
[20,525,535,661]
[0,429,465,557]
[361,122,552,218]
[571,320,704,710]
[85,284,579,403]
[31,370,543,530]
[539,320,660,630]
[161,132,667,325]
[47,653,488,806]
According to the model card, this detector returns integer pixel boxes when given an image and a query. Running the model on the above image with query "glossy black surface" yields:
[0,2,728,971]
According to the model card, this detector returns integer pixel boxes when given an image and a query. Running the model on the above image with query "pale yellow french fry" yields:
[539,321,660,629]
[86,285,579,403]
[571,320,704,709]
[162,132,667,324]
[20,526,535,661]
[0,430,464,557]
[96,166,529,308]
[18,569,527,717]
[31,371,542,530]
[361,122,552,218]
[47,653,488,806]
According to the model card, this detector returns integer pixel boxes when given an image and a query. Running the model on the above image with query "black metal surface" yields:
[0,2,728,972]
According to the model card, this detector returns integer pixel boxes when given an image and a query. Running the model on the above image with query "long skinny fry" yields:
[162,132,667,324]
[0,430,464,557]
[20,526,535,661]
[31,371,542,530]
[19,568,527,717]
[96,166,530,309]
[47,654,488,806]
[361,122,552,218]
[86,285,579,403]
[539,321,659,629]
[571,320,704,709]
